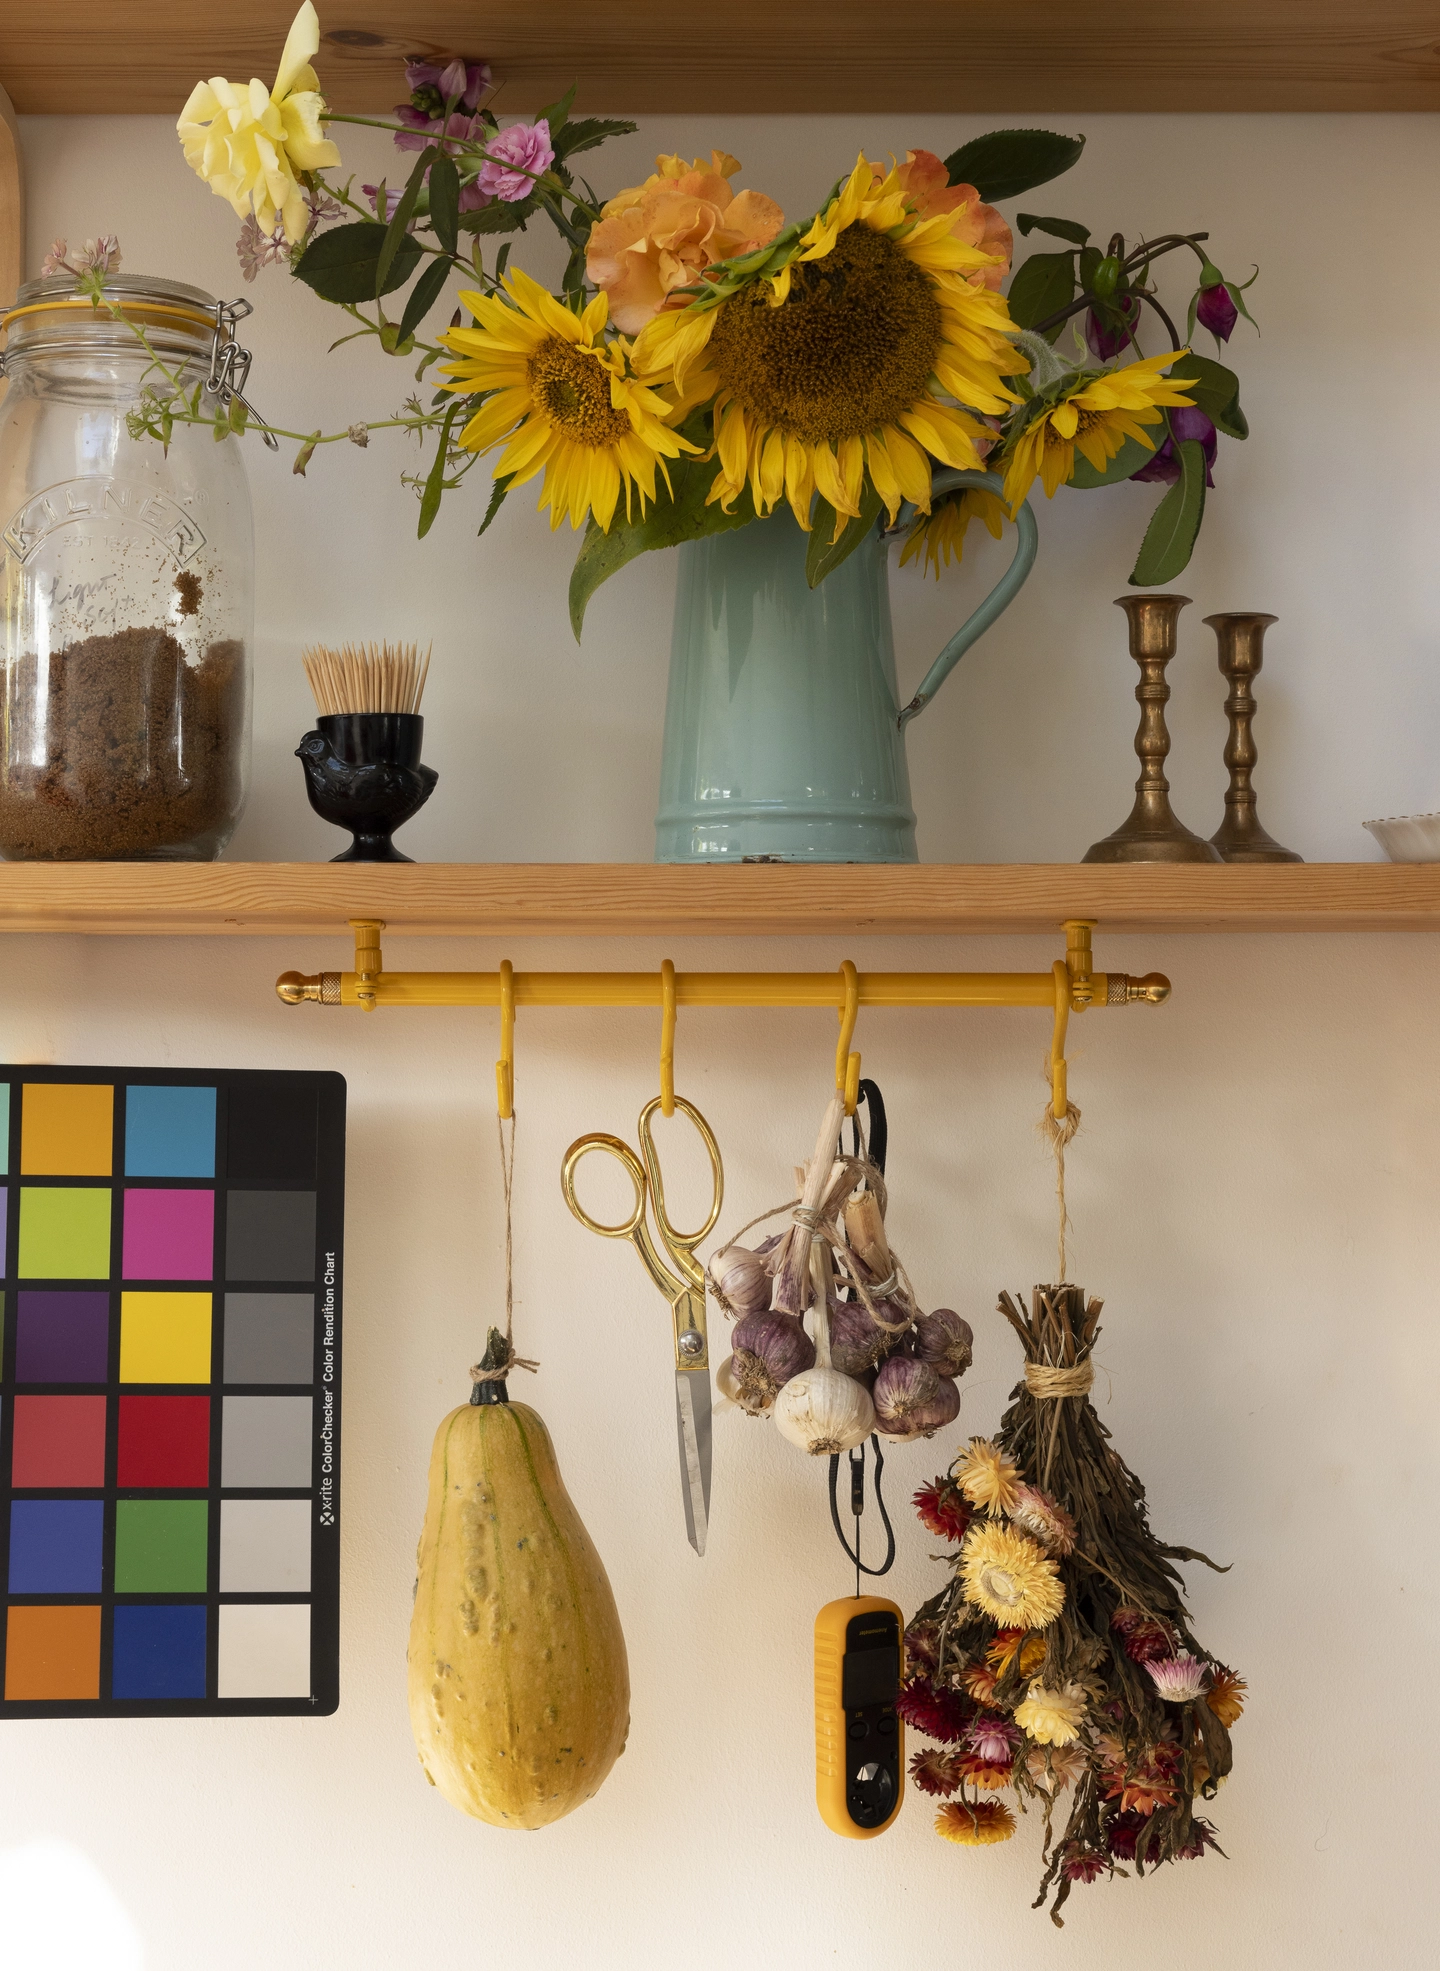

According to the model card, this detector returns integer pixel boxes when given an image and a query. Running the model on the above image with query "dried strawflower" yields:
[956,1750,1014,1789]
[955,1436,1022,1513]
[896,1676,971,1743]
[936,1798,1016,1846]
[1104,1809,1147,1860]
[966,1714,1020,1762]
[1176,1818,1221,1860]
[1014,1680,1087,1746]
[1099,1740,1180,1817]
[913,1477,970,1544]
[1206,1666,1246,1728]
[1146,1653,1209,1703]
[908,1747,962,1796]
[987,1628,1046,1677]
[960,1522,1065,1629]
[1062,1850,1108,1884]
[1008,1482,1077,1557]
[962,1661,1000,1703]
[1026,1740,1085,1792]
[903,1620,941,1674]
[1111,1606,1174,1664]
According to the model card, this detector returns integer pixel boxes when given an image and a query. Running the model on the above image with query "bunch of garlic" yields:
[709,1091,973,1452]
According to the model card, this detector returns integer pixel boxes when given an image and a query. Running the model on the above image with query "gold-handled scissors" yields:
[562,1095,723,1556]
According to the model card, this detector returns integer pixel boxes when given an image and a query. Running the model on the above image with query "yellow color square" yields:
[120,1292,213,1383]
[22,1083,114,1176]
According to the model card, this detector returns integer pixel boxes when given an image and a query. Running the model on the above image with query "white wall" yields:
[2,109,1437,1971]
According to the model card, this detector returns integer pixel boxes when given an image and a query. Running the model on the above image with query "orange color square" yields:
[4,1604,102,1700]
[21,1084,114,1177]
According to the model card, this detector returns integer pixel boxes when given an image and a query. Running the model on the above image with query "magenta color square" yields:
[123,1189,214,1281]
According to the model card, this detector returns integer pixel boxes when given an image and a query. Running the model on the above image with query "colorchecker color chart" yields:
[0,1068,345,1717]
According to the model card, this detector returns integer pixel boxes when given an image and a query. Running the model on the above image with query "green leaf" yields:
[941,128,1085,203]
[555,116,638,162]
[459,193,541,236]
[293,221,423,303]
[1067,430,1159,489]
[378,147,436,293]
[418,404,463,538]
[1016,213,1090,247]
[568,456,754,641]
[292,432,320,477]
[477,471,514,539]
[536,83,577,138]
[428,154,460,256]
[1006,251,1077,341]
[398,257,453,343]
[1174,351,1248,440]
[1129,438,1206,586]
[805,483,885,589]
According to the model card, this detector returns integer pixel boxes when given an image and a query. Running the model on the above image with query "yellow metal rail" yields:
[275,918,1170,1122]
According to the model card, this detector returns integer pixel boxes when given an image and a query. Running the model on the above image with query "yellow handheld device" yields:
[815,1596,905,1838]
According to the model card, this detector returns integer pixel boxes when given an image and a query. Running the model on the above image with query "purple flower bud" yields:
[1196,280,1237,342]
[1084,296,1139,362]
[1130,407,1218,488]
[476,119,555,203]
[362,184,404,221]
[392,102,436,152]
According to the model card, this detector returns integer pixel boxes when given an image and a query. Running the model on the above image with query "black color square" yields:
[227,1078,318,1183]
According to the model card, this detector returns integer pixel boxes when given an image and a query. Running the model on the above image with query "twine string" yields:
[470,1111,539,1382]
[1024,1359,1094,1398]
[1038,1082,1081,1283]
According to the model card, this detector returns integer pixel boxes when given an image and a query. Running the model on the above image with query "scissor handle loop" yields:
[561,1132,648,1238]
[637,1094,724,1251]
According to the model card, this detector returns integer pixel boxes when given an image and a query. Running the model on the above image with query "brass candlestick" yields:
[1083,594,1222,864]
[1205,612,1302,863]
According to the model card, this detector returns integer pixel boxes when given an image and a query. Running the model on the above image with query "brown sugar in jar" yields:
[0,629,247,861]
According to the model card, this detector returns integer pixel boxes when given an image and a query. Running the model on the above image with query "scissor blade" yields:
[673,1370,712,1557]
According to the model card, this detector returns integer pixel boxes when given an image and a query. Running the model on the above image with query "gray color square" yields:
[224,1294,314,1385]
[226,1191,316,1282]
[221,1395,313,1487]
[220,1498,312,1591]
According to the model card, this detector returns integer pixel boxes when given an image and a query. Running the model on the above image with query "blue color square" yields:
[8,1499,105,1592]
[111,1603,208,1700]
[124,1086,216,1179]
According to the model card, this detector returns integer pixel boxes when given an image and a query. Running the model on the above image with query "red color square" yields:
[116,1395,210,1487]
[122,1189,214,1281]
[11,1395,107,1488]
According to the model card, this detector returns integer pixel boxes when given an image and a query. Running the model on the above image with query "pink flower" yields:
[41,235,122,278]
[476,119,554,203]
[1145,1653,1209,1702]
[966,1715,1021,1763]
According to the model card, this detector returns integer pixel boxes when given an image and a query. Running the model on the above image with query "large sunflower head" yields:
[1000,351,1199,512]
[631,154,1025,536]
[438,267,697,533]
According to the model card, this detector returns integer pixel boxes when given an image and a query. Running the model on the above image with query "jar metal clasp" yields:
[206,298,279,450]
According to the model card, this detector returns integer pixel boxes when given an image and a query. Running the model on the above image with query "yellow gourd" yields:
[408,1385,630,1828]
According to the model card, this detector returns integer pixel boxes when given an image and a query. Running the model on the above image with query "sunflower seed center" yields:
[526,337,631,447]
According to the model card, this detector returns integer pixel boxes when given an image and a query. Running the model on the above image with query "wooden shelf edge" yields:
[0,863,1436,938]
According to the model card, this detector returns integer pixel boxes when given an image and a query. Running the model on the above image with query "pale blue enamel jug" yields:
[655,469,1038,862]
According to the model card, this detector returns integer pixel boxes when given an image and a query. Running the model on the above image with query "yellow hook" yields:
[660,958,677,1118]
[836,960,861,1114]
[496,959,515,1120]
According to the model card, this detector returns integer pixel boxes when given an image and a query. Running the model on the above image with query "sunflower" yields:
[955,1437,1022,1514]
[898,486,1007,579]
[439,268,697,532]
[960,1521,1065,1629]
[936,1798,1017,1846]
[1000,352,1199,511]
[1014,1680,1087,1746]
[632,154,1023,535]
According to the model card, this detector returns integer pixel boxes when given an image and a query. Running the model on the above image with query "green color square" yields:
[0,1083,9,1174]
[19,1187,112,1278]
[114,1499,209,1592]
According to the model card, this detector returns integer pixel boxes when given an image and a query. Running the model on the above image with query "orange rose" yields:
[587,153,783,332]
[893,150,1012,289]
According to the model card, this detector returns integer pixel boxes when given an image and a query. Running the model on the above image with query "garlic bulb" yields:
[772,1366,875,1456]
[707,1244,774,1319]
[912,1307,974,1379]
[873,1356,961,1440]
[827,1295,893,1377]
[728,1311,816,1414]
[715,1354,745,1406]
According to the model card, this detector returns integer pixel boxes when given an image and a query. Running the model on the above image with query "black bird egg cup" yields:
[296,712,439,863]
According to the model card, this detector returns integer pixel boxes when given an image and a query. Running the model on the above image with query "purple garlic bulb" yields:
[873,1356,962,1440]
[729,1311,816,1414]
[911,1307,974,1379]
[707,1244,773,1318]
[827,1295,895,1377]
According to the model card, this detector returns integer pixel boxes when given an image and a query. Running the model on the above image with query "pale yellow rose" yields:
[177,2,341,244]
[587,156,783,333]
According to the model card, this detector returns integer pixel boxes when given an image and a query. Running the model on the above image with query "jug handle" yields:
[896,468,1038,730]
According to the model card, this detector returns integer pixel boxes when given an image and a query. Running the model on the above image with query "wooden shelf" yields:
[3,4,1439,115]
[0,863,1435,940]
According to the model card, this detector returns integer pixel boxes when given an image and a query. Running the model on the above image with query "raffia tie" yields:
[471,1112,538,1382]
[1024,1359,1094,1399]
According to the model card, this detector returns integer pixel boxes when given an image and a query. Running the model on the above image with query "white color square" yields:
[220,1499,312,1592]
[217,1602,312,1698]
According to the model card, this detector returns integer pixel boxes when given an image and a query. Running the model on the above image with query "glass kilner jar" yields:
[0,275,257,859]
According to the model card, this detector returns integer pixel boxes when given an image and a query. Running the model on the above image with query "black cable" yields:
[827,1435,896,1581]
[845,1079,887,1175]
